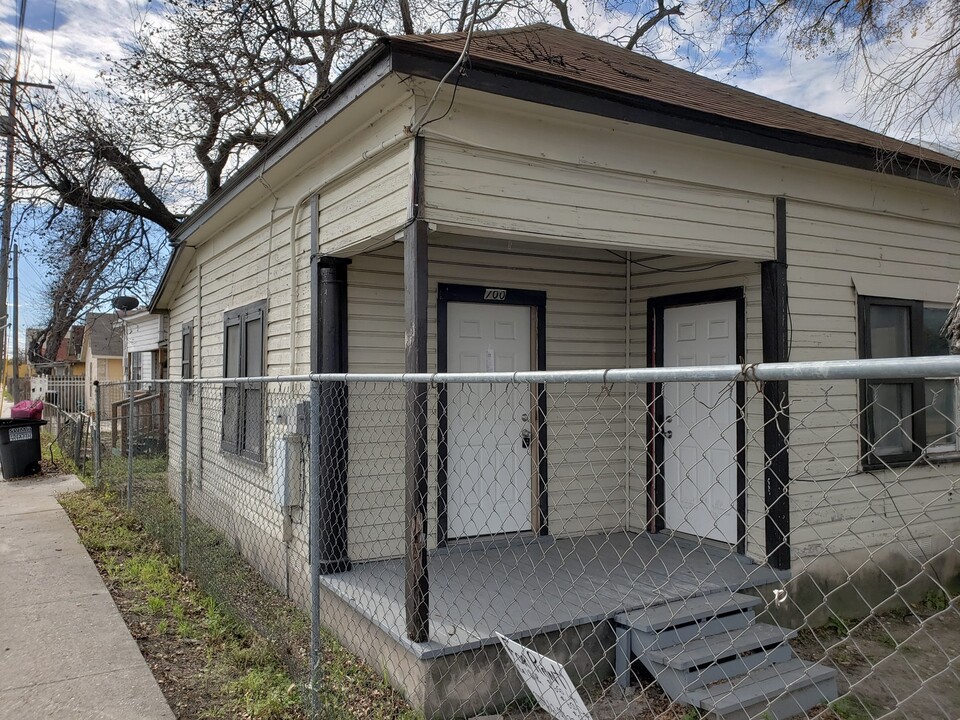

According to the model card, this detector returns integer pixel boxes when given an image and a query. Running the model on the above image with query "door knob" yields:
[521,426,532,449]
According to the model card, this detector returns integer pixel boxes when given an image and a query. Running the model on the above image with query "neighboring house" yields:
[150,25,960,716]
[118,309,169,385]
[26,325,86,377]
[80,313,124,411]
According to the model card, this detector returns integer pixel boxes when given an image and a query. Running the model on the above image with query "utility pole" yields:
[12,241,19,402]
[0,76,54,391]
[0,74,18,379]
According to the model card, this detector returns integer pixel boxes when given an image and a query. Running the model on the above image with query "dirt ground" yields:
[108,576,228,719]
[792,606,960,719]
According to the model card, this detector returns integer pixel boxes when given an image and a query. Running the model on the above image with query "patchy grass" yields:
[793,594,960,720]
[60,482,419,719]
[830,695,883,720]
[61,487,301,720]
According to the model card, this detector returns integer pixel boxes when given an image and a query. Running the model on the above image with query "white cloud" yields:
[0,0,149,86]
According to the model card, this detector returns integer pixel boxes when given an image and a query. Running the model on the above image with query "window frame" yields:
[858,295,957,469]
[221,300,267,462]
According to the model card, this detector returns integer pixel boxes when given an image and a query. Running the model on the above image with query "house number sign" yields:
[484,288,507,301]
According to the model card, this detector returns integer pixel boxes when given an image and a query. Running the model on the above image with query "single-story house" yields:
[80,312,124,411]
[150,25,960,717]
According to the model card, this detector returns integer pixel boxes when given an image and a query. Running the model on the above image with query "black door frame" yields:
[436,282,548,546]
[646,287,747,555]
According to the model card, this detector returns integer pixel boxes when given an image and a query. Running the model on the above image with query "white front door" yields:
[661,300,739,545]
[447,302,533,538]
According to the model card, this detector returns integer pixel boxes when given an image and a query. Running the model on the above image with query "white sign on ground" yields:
[496,633,592,720]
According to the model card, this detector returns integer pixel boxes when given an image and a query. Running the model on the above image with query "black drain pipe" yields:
[311,198,351,574]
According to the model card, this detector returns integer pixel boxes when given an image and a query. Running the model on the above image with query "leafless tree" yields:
[13,0,775,352]
[702,0,959,146]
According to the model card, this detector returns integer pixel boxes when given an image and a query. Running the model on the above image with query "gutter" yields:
[388,41,960,188]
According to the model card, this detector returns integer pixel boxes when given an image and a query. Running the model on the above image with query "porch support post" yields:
[404,134,430,642]
[761,196,791,571]
[316,255,352,574]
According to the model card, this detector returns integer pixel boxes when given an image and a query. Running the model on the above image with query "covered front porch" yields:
[316,205,796,644]
[314,529,787,717]
[320,531,784,660]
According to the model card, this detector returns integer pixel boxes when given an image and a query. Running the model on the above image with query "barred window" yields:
[222,301,266,461]
[859,296,957,467]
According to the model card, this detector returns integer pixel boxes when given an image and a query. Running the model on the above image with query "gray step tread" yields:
[684,658,838,713]
[616,592,762,633]
[646,623,796,670]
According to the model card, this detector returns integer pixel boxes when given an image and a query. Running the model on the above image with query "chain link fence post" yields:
[179,381,188,572]
[92,381,102,488]
[308,376,321,718]
[126,381,134,510]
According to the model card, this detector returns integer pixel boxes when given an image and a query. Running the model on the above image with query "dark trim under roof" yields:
[387,26,959,186]
[151,24,959,311]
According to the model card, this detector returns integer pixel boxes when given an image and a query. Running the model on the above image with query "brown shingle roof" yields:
[389,24,959,171]
[84,313,123,358]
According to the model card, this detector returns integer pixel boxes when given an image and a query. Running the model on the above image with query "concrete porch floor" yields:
[319,531,786,660]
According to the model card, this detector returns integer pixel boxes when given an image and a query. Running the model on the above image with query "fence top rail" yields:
[93,355,960,387]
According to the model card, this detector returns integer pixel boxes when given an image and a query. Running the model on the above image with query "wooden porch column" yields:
[404,135,430,642]
[761,196,791,571]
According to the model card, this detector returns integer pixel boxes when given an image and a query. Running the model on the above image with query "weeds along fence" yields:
[42,401,93,473]
[94,358,960,720]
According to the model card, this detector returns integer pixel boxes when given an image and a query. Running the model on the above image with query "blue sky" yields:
[0,0,932,352]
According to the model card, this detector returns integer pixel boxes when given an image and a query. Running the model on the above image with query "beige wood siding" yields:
[423,138,776,261]
[125,315,167,354]
[162,125,411,585]
[785,200,960,563]
[346,235,629,561]
[627,257,767,562]
[317,143,409,256]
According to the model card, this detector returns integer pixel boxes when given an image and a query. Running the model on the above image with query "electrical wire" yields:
[606,249,736,274]
[410,0,480,135]
[418,59,467,134]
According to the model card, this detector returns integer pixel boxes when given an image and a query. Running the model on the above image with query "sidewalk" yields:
[0,474,175,720]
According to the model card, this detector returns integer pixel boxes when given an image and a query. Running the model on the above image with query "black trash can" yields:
[0,418,47,479]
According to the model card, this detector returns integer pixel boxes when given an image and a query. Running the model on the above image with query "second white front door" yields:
[447,301,533,538]
[661,300,740,545]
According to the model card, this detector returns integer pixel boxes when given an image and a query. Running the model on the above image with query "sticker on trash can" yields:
[8,426,33,441]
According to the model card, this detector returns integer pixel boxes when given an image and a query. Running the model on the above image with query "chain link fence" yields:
[93,358,960,720]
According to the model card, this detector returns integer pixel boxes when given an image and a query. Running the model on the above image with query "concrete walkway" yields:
[0,474,175,720]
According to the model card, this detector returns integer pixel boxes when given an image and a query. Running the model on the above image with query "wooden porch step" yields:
[681,658,839,720]
[616,592,761,633]
[646,623,796,671]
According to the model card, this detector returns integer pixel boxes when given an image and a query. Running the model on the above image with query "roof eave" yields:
[149,41,394,312]
[389,41,960,188]
[169,42,393,246]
